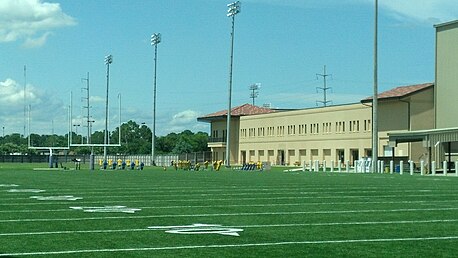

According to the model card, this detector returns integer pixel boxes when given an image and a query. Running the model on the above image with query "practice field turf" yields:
[0,164,457,257]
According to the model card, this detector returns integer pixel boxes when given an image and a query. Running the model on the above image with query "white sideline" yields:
[1,219,457,237]
[1,236,458,256]
[1,207,458,223]
[2,193,458,207]
[0,199,456,213]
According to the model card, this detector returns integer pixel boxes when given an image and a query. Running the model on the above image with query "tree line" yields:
[0,120,209,155]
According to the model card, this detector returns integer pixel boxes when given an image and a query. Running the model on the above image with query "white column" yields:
[330,160,334,173]
[302,160,306,172]
[309,160,313,172]
[323,160,327,172]
[380,161,384,173]
[443,160,447,176]
[455,161,458,177]
[390,160,394,174]
[432,161,436,175]
[400,160,404,175]
[345,160,350,173]
[420,160,425,176]
[409,160,414,175]
[338,161,342,173]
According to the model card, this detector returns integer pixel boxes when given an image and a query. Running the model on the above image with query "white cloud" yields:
[364,0,458,24]
[22,31,52,48]
[170,110,200,125]
[149,110,208,135]
[245,0,458,25]
[89,96,105,103]
[0,78,65,135]
[0,0,76,47]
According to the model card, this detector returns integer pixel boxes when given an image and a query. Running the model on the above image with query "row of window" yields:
[240,119,371,138]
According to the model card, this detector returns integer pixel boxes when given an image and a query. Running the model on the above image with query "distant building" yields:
[198,83,434,166]
[388,20,458,172]
[198,19,458,168]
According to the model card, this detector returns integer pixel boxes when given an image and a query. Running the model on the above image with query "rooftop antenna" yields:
[249,83,260,106]
[316,65,332,107]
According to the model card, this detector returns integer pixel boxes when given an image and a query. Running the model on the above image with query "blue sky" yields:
[0,0,457,137]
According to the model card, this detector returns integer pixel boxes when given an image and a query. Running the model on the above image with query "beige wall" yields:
[377,87,434,160]
[436,21,458,128]
[238,103,373,165]
[209,119,240,164]
[204,87,434,166]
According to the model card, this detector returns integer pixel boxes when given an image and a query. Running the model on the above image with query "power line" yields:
[316,65,332,107]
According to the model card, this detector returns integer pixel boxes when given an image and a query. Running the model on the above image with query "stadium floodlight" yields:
[151,33,161,166]
[225,1,241,167]
[227,1,241,17]
[73,124,81,143]
[104,54,113,164]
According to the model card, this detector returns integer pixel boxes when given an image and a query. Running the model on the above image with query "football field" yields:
[1,164,458,257]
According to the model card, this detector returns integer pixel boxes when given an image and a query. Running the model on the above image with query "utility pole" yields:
[81,72,90,144]
[372,0,379,173]
[316,65,332,107]
[249,83,260,106]
[225,1,241,167]
[23,65,27,138]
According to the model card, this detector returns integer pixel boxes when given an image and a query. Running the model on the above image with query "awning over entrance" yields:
[388,127,458,147]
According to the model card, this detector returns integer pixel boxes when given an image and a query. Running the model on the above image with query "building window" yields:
[240,128,247,138]
[249,128,256,138]
[258,127,265,137]
[277,126,285,136]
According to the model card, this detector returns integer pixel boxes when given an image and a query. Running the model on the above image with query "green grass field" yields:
[1,163,457,257]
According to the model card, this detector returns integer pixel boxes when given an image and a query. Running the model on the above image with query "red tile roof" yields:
[362,83,433,102]
[198,103,275,122]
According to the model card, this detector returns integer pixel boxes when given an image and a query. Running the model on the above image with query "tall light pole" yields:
[249,83,260,106]
[151,33,161,166]
[104,54,113,165]
[372,0,379,173]
[225,1,241,167]
[73,124,80,143]
[23,65,26,138]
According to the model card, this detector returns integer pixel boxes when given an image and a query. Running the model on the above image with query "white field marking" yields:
[2,189,448,202]
[1,236,458,256]
[6,189,45,193]
[30,196,83,201]
[149,224,243,237]
[2,219,457,237]
[1,193,458,207]
[0,184,19,187]
[2,207,458,223]
[0,199,456,214]
[69,206,141,213]
[25,185,427,194]
[0,188,453,201]
[11,188,442,198]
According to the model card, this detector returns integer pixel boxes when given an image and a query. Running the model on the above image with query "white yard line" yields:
[0,199,455,213]
[1,207,458,223]
[1,219,457,237]
[1,236,458,256]
[1,193,458,207]
[1,189,447,200]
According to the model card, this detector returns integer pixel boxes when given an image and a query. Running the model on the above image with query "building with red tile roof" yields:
[197,83,435,166]
[361,83,433,103]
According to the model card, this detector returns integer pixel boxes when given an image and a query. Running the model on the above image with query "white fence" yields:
[299,159,458,176]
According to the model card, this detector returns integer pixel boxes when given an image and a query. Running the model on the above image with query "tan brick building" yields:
[198,83,434,166]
